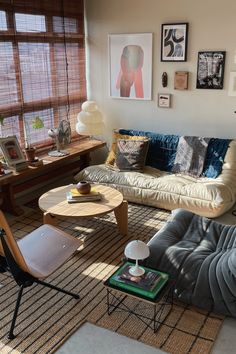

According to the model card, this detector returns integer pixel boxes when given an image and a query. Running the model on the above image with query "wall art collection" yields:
[109,22,231,105]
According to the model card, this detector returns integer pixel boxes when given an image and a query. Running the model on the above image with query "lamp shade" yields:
[124,240,150,260]
[76,100,104,136]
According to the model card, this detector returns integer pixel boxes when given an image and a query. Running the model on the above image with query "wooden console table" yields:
[0,139,106,216]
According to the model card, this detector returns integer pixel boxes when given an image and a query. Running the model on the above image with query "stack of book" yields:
[108,262,169,299]
[66,187,102,203]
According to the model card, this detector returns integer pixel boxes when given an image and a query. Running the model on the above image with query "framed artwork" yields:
[196,51,226,89]
[0,136,26,166]
[228,72,236,96]
[161,23,188,62]
[174,71,189,90]
[158,93,171,108]
[109,33,153,100]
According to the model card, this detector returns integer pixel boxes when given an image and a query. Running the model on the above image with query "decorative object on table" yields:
[109,33,153,100]
[107,261,169,299]
[124,240,150,276]
[0,136,28,170]
[158,93,171,108]
[76,101,104,138]
[228,72,236,96]
[48,120,71,157]
[161,23,188,62]
[0,161,12,176]
[76,181,91,194]
[23,116,45,162]
[196,51,226,89]
[162,72,168,87]
[174,71,189,90]
[24,146,36,162]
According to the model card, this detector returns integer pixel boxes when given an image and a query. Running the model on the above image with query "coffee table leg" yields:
[114,200,128,236]
[43,212,57,226]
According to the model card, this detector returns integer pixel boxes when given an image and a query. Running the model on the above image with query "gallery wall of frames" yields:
[109,22,233,108]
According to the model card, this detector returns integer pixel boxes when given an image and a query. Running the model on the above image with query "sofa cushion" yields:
[105,130,147,166]
[172,136,210,177]
[115,138,149,171]
[202,138,232,178]
[119,129,231,177]
[74,164,235,218]
[146,208,236,317]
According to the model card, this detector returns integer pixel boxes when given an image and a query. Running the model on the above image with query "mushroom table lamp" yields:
[124,240,150,276]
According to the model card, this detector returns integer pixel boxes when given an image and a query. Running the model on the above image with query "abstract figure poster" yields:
[109,33,153,100]
[196,51,226,89]
[161,23,188,62]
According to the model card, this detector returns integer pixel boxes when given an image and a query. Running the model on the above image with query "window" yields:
[0,0,86,148]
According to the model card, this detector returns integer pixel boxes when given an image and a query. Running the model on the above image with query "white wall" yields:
[84,0,236,142]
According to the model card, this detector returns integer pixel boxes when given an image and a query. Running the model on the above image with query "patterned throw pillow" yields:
[105,130,147,166]
[114,139,149,171]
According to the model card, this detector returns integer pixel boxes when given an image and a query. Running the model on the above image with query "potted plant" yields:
[24,116,44,162]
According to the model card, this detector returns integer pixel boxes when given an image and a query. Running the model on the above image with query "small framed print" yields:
[174,71,189,90]
[158,93,171,108]
[228,72,236,96]
[0,135,26,167]
[161,23,188,62]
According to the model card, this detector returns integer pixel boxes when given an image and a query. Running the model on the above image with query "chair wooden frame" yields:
[0,210,82,339]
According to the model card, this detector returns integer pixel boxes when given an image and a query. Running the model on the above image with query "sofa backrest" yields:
[118,129,232,178]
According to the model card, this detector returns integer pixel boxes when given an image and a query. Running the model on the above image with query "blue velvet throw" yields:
[202,138,232,178]
[118,129,231,178]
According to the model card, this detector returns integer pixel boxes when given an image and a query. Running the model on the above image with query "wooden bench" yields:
[0,139,106,215]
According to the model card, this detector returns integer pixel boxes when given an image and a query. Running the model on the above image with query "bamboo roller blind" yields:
[0,0,86,148]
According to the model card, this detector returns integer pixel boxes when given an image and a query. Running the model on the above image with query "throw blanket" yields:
[172,136,210,177]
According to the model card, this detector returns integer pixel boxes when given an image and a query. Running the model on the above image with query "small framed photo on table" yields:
[0,136,26,167]
[158,93,171,108]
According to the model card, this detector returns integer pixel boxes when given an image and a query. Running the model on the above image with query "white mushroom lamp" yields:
[124,240,150,276]
[76,101,104,137]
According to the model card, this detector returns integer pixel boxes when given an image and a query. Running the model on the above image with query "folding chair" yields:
[0,210,82,339]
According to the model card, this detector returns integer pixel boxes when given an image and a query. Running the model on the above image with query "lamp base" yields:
[48,150,69,157]
[128,265,145,277]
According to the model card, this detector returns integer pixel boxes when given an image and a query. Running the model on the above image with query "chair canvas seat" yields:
[18,224,82,278]
[0,210,82,339]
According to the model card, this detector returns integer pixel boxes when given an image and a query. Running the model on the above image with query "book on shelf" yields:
[66,187,102,203]
[108,262,169,299]
[9,161,29,172]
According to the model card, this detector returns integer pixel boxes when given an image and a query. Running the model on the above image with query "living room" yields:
[0,0,235,353]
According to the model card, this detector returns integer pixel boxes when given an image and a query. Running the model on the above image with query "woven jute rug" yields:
[0,203,224,354]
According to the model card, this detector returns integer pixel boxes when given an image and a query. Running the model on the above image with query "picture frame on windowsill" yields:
[0,135,26,168]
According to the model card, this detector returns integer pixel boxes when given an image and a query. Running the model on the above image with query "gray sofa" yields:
[146,208,236,317]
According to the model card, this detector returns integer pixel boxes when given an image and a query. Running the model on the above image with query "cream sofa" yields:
[75,129,236,218]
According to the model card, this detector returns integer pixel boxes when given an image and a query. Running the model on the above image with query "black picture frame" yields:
[161,23,188,62]
[196,51,226,89]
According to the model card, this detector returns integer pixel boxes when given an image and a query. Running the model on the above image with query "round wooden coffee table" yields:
[38,184,128,235]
